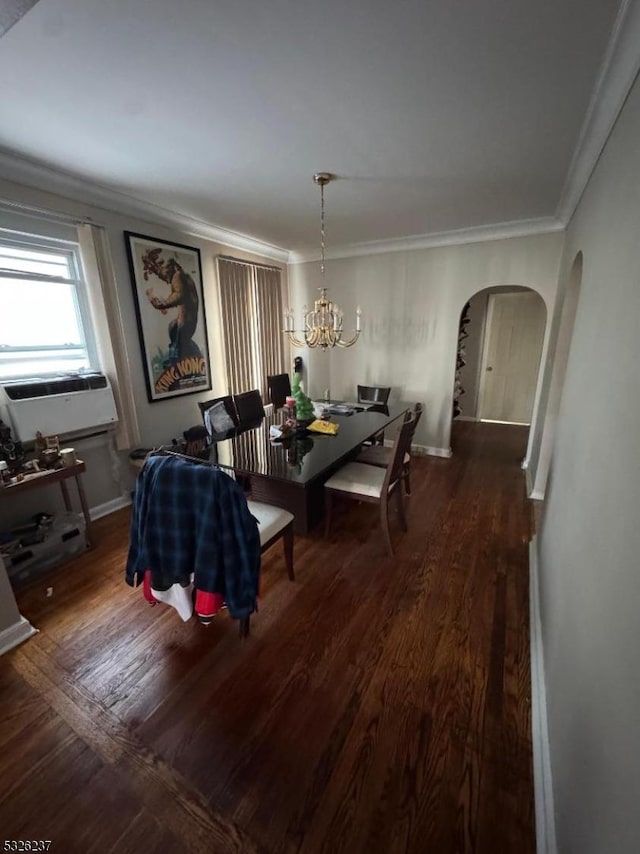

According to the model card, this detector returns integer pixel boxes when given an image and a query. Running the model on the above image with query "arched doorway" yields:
[453,286,548,426]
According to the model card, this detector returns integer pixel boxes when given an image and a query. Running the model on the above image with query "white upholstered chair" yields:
[236,499,294,638]
[247,500,295,581]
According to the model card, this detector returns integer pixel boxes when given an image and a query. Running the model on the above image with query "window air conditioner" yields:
[0,373,118,442]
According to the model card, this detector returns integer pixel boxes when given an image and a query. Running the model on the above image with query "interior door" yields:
[479,292,545,424]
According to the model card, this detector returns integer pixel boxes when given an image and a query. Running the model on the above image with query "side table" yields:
[0,461,93,547]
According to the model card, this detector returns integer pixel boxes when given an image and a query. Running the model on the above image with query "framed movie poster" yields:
[124,232,212,402]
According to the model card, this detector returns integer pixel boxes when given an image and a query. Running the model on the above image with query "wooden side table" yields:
[0,461,93,546]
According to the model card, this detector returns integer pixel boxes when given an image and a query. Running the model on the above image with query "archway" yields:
[453,285,548,427]
[528,252,583,499]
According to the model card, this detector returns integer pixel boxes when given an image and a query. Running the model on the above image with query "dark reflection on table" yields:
[283,433,314,473]
[210,404,409,485]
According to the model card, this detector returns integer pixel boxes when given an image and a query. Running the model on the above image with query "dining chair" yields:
[129,452,295,639]
[267,373,292,410]
[198,395,239,433]
[233,389,266,425]
[181,424,213,460]
[357,403,423,494]
[323,411,415,557]
[358,384,392,444]
[357,384,391,406]
[248,501,295,580]
[238,498,295,637]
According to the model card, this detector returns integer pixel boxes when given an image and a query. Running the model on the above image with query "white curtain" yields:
[77,224,140,450]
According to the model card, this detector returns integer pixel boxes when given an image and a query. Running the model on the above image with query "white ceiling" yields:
[0,0,623,254]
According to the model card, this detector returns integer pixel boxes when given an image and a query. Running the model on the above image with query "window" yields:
[0,232,97,379]
[217,257,285,399]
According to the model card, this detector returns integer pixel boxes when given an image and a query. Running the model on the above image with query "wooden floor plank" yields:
[10,639,261,854]
[2,421,535,853]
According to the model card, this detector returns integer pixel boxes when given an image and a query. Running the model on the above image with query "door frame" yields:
[476,293,496,422]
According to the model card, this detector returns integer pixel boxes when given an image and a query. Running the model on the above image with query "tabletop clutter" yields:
[270,397,338,443]
[0,420,78,487]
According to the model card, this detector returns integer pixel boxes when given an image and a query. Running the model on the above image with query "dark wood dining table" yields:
[211,403,410,534]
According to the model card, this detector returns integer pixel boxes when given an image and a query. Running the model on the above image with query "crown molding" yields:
[1,146,564,265]
[0,149,290,263]
[0,147,565,267]
[288,216,564,264]
[556,0,640,225]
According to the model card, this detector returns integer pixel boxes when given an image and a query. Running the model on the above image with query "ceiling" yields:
[0,0,623,255]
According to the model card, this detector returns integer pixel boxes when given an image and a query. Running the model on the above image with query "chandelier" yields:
[284,172,361,350]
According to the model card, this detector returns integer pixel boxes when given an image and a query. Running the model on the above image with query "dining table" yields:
[211,402,411,535]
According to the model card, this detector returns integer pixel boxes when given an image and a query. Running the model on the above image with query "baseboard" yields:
[381,441,452,459]
[526,463,533,495]
[414,444,453,459]
[525,463,546,500]
[525,465,546,500]
[90,493,132,521]
[454,415,478,422]
[480,418,531,426]
[529,537,558,854]
[0,616,38,657]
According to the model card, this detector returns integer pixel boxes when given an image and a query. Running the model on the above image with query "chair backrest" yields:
[382,412,416,493]
[409,403,424,443]
[267,373,292,409]
[181,425,212,460]
[233,389,266,425]
[358,384,391,405]
[198,395,239,434]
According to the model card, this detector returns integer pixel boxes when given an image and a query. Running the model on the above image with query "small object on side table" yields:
[0,418,25,474]
[60,448,77,467]
[42,448,60,469]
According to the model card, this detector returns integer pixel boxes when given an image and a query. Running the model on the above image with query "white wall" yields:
[290,233,563,454]
[0,177,287,525]
[0,554,35,654]
[534,73,640,853]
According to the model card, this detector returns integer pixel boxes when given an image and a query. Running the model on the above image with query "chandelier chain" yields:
[320,180,326,275]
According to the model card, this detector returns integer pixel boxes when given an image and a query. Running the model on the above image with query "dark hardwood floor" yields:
[0,422,535,853]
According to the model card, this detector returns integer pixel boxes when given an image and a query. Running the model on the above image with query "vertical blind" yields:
[217,257,285,400]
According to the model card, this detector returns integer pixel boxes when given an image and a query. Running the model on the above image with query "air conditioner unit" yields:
[0,373,118,442]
